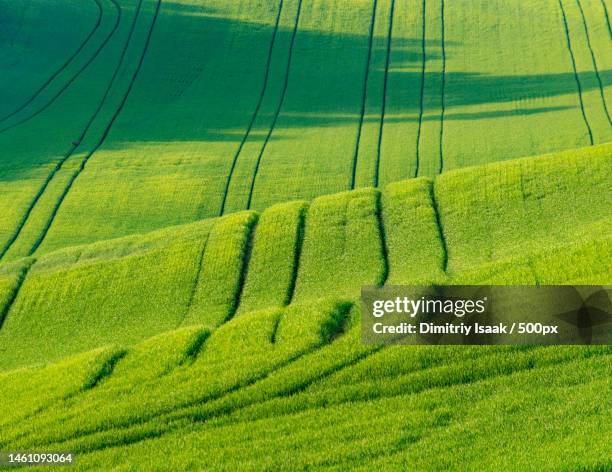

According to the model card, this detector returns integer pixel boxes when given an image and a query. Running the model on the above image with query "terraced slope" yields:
[1,0,610,261]
[0,149,608,466]
[1,1,611,469]
[0,145,609,370]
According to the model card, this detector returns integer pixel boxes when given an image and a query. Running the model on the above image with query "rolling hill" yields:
[0,0,610,470]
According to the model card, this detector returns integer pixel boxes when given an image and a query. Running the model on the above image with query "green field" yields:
[0,0,610,470]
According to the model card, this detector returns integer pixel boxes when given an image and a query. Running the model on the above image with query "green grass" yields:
[0,145,608,372]
[180,211,258,328]
[436,144,611,274]
[2,0,610,259]
[0,1,611,469]
[382,178,445,284]
[0,0,140,257]
[292,188,387,302]
[0,219,215,370]
[237,201,307,314]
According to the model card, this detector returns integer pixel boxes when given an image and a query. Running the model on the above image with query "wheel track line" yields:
[0,0,124,261]
[375,191,390,285]
[558,0,594,145]
[373,0,395,187]
[245,0,303,210]
[284,203,307,305]
[0,0,103,124]
[438,0,446,174]
[414,0,427,178]
[0,0,123,134]
[350,0,379,190]
[222,214,259,324]
[429,180,448,273]
[177,236,210,328]
[218,0,285,216]
[28,0,163,256]
[0,0,141,262]
[23,307,353,451]
[575,0,612,125]
[600,0,612,38]
[199,347,604,430]
[44,346,603,454]
[0,258,35,331]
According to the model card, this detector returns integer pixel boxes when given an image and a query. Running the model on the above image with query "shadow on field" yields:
[101,2,610,145]
[0,0,609,173]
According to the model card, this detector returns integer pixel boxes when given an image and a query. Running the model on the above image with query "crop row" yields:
[0,297,608,468]
[5,0,610,264]
[0,144,609,372]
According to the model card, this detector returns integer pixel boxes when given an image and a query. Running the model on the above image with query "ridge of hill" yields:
[0,143,609,371]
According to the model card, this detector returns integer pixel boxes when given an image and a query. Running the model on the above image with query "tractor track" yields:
[245,0,303,210]
[0,0,122,134]
[218,0,285,216]
[373,0,395,187]
[0,0,104,124]
[29,0,162,256]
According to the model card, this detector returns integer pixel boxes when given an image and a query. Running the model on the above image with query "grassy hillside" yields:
[1,0,611,261]
[1,0,611,470]
[0,146,609,367]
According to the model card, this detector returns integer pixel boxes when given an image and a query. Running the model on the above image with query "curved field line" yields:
[178,237,209,328]
[414,0,427,178]
[0,259,35,331]
[430,180,448,273]
[558,0,594,145]
[0,0,122,134]
[373,0,395,187]
[601,0,612,38]
[218,0,285,216]
[43,345,593,454]
[10,315,345,451]
[27,0,163,256]
[284,203,307,305]
[349,0,378,190]
[0,0,124,261]
[575,0,612,124]
[245,0,304,210]
[0,0,103,124]
[223,214,259,324]
[375,191,389,285]
[438,0,446,174]
[0,0,147,261]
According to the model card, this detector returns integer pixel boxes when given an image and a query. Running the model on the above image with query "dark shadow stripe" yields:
[246,0,303,210]
[350,0,378,190]
[601,0,612,38]
[0,259,35,331]
[269,313,283,344]
[218,0,285,216]
[223,213,259,324]
[429,180,448,273]
[0,0,136,261]
[178,237,210,328]
[82,350,127,390]
[373,0,395,187]
[575,0,611,124]
[0,0,103,123]
[558,0,594,145]
[375,191,389,286]
[28,0,163,256]
[182,330,211,364]
[0,0,123,134]
[414,0,427,178]
[439,0,446,174]
[284,203,307,305]
[38,313,356,452]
